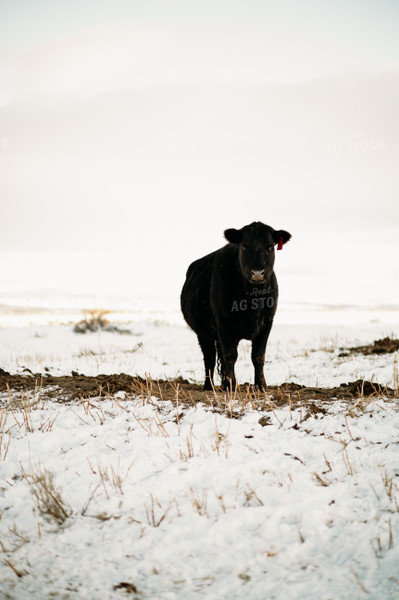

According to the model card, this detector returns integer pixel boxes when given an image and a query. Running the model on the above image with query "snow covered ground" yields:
[0,298,399,388]
[0,297,399,599]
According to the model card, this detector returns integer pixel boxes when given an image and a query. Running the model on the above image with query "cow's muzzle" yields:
[250,269,265,282]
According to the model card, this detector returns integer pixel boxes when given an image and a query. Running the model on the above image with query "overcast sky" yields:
[1,0,398,303]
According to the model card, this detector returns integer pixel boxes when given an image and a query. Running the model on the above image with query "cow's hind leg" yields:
[198,336,216,390]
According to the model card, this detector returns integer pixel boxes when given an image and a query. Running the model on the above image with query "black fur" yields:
[180,221,291,390]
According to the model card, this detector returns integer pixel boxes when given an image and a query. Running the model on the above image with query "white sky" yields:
[1,0,399,304]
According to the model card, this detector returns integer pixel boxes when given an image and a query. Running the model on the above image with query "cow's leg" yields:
[251,321,273,390]
[217,330,239,390]
[198,336,216,390]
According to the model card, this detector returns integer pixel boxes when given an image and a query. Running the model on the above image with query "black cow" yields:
[180,221,291,390]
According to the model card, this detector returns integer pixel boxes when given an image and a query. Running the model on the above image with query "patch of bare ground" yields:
[0,369,396,417]
[339,336,399,357]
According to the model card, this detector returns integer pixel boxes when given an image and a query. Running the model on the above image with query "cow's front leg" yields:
[198,335,216,390]
[223,349,238,390]
[251,321,273,390]
[217,328,238,390]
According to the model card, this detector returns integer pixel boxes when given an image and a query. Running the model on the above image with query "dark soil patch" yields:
[0,369,395,412]
[339,337,399,357]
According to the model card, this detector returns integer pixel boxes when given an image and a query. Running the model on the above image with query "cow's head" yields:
[224,221,291,284]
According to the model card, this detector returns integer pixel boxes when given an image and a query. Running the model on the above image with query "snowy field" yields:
[1,297,399,599]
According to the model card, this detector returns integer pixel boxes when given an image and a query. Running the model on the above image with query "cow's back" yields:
[180,250,218,338]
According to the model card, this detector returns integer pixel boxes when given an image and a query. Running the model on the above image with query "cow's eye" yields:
[241,244,248,251]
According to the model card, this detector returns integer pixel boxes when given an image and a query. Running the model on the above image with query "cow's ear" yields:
[224,228,243,244]
[273,229,291,246]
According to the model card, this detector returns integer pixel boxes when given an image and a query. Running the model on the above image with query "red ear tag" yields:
[277,236,283,250]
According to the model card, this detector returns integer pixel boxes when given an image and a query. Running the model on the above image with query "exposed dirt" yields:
[0,369,396,414]
[339,337,399,357]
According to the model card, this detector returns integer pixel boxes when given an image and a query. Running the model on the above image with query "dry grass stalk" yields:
[243,484,264,506]
[153,411,169,437]
[264,546,279,557]
[344,416,356,442]
[371,535,382,557]
[145,494,170,527]
[175,384,180,435]
[296,520,305,543]
[179,426,196,461]
[132,412,151,434]
[323,454,332,472]
[342,449,354,476]
[79,397,107,425]
[388,518,394,550]
[213,489,226,513]
[129,375,153,405]
[100,458,135,497]
[96,461,111,499]
[393,355,399,395]
[39,409,60,433]
[350,566,369,594]
[0,409,8,433]
[379,467,398,505]
[6,385,33,432]
[189,487,208,516]
[0,526,30,554]
[313,472,329,487]
[23,466,71,524]
[8,526,29,545]
[6,526,30,554]
[369,483,380,501]
[266,398,284,426]
[5,381,46,434]
[210,425,230,458]
[111,395,130,412]
[0,411,11,461]
[81,483,102,516]
[298,390,303,422]
[3,558,27,578]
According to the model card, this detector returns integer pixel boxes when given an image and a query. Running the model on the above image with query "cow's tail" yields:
[216,340,224,383]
